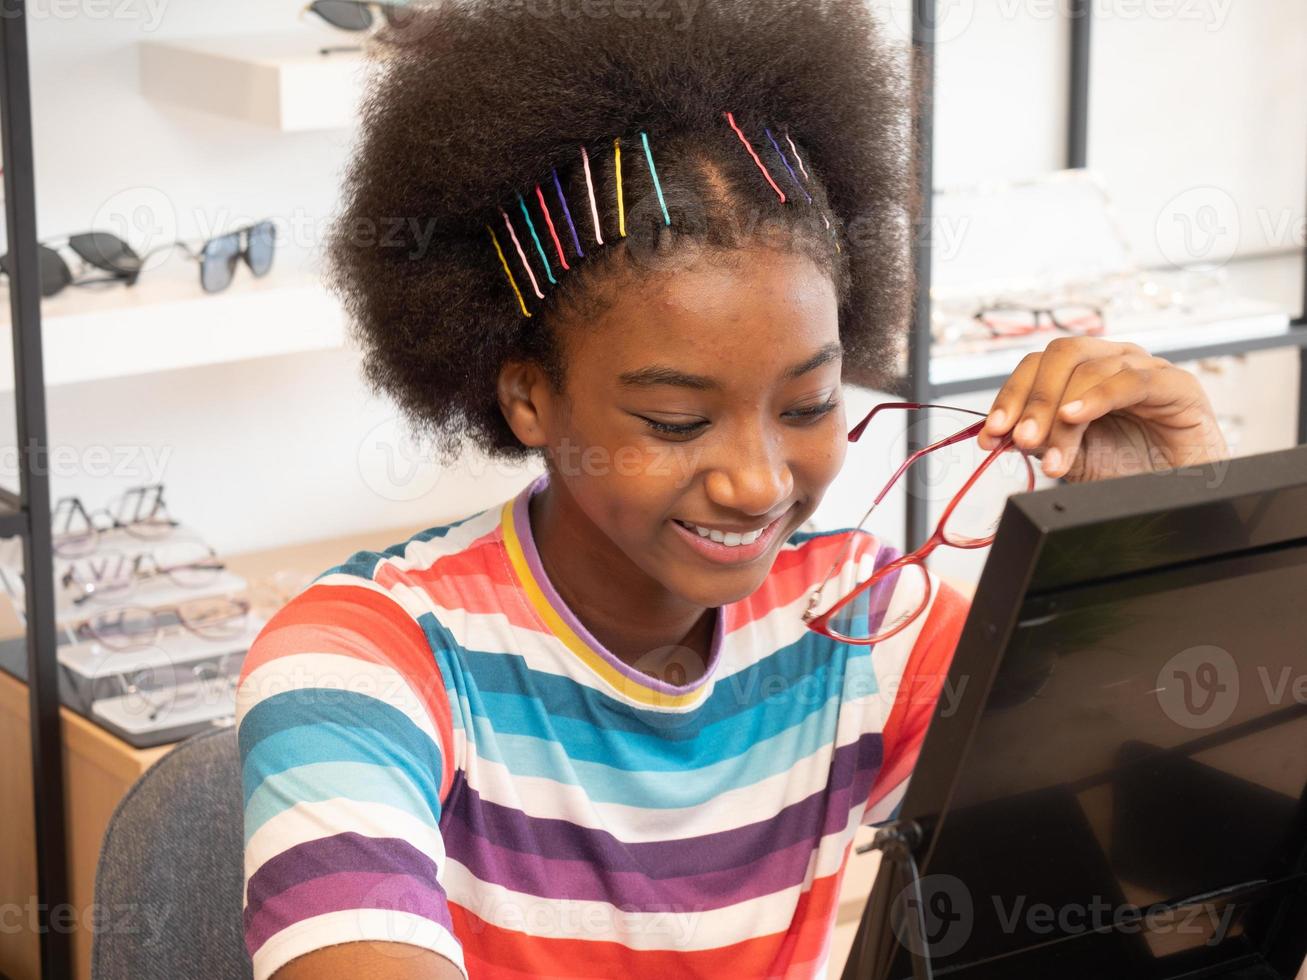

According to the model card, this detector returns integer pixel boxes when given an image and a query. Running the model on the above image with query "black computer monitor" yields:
[843,443,1307,980]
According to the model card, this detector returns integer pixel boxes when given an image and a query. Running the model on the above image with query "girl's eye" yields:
[786,399,839,422]
[637,416,707,436]
[636,399,837,437]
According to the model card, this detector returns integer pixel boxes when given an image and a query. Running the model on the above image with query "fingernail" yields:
[1061,400,1083,417]
[1017,419,1039,444]
[988,409,1007,430]
[1044,448,1062,474]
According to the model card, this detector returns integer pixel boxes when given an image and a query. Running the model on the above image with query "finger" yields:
[1041,356,1139,477]
[979,352,1042,450]
[1010,339,1149,452]
[1050,365,1158,475]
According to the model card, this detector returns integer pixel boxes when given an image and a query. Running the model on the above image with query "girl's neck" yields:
[528,478,716,681]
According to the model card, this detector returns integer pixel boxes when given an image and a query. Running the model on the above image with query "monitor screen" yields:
[892,538,1307,979]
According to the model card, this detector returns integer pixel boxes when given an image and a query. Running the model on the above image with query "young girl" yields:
[235,2,1229,978]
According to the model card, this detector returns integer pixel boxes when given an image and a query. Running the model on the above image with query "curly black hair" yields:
[325,0,916,465]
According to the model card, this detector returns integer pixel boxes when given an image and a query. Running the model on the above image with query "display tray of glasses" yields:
[0,484,273,748]
[930,286,1291,387]
[57,615,261,747]
[925,169,1294,387]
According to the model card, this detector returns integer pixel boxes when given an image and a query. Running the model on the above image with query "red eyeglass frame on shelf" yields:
[801,401,1037,645]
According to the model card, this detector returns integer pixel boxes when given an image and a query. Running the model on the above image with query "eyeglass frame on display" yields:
[53,485,180,557]
[801,402,1036,645]
[973,302,1105,339]
[70,594,252,651]
[59,542,226,606]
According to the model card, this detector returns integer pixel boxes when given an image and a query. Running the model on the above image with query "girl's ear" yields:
[497,360,552,450]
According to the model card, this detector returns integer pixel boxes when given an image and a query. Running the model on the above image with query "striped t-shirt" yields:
[237,470,969,979]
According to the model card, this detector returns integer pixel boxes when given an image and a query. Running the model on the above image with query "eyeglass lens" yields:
[67,231,142,280]
[815,406,1032,642]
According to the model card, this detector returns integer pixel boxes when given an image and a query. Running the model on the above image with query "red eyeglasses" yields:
[802,402,1036,645]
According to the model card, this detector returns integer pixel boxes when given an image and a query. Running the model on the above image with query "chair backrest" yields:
[92,726,253,980]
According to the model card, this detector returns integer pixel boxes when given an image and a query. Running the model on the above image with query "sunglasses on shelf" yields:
[303,0,414,32]
[157,220,278,294]
[0,232,144,298]
[0,220,276,299]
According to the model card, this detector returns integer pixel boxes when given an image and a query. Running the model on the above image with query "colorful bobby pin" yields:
[766,127,812,205]
[614,137,627,238]
[486,224,531,317]
[641,130,671,226]
[516,191,556,285]
[488,124,836,317]
[581,144,604,246]
[500,208,543,300]
[535,183,570,271]
[724,111,786,204]
[552,167,584,258]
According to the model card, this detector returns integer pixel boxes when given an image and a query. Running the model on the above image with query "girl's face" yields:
[502,247,847,609]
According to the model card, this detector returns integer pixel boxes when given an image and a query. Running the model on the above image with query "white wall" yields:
[2,0,1303,581]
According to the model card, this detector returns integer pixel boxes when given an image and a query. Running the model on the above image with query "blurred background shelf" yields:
[931,302,1302,396]
[139,31,366,131]
[0,260,346,392]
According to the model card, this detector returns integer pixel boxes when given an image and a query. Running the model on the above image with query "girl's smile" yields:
[669,502,797,565]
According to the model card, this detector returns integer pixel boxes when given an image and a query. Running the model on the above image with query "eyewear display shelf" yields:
[896,0,1307,551]
[0,523,402,980]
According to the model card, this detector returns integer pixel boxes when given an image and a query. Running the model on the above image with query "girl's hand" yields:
[976,337,1230,483]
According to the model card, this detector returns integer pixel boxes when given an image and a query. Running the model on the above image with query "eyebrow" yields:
[617,341,844,391]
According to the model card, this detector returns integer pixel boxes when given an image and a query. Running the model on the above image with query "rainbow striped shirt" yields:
[237,472,969,979]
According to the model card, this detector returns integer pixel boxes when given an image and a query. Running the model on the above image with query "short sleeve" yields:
[862,574,970,826]
[235,575,468,980]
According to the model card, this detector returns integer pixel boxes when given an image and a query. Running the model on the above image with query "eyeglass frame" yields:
[60,542,226,606]
[801,401,1036,645]
[52,485,180,557]
[973,302,1106,339]
[70,595,252,651]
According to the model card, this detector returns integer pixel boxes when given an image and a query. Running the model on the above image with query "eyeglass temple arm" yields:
[848,402,989,509]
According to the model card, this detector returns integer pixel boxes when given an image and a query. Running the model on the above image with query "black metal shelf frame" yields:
[0,2,73,978]
[903,0,1307,549]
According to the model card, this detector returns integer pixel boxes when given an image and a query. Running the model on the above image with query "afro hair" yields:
[325,0,917,465]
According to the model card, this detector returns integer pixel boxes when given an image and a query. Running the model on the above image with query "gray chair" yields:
[92,726,253,980]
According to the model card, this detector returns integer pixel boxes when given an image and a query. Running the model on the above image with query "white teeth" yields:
[684,521,766,547]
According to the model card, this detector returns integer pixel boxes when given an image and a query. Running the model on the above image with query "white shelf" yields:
[0,258,347,391]
[931,297,1293,388]
[139,31,367,131]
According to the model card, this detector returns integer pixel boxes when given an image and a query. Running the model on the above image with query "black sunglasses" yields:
[0,232,143,298]
[305,0,414,31]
